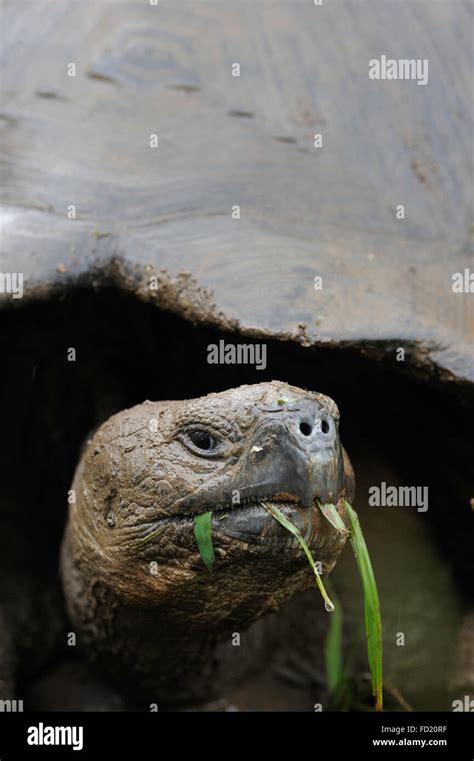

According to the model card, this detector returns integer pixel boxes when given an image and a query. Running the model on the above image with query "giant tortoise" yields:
[0,0,472,712]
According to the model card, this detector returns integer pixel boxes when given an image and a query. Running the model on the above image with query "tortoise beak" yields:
[235,402,345,507]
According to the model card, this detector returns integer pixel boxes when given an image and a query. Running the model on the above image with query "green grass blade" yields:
[262,502,335,612]
[344,500,383,711]
[318,501,350,534]
[194,511,215,570]
[324,587,344,694]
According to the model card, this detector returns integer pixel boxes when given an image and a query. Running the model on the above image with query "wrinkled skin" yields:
[61,381,354,705]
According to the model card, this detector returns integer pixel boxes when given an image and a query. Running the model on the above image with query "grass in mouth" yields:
[193,498,383,711]
[261,501,335,612]
[193,511,215,570]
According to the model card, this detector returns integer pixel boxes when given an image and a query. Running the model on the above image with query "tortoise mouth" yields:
[211,497,322,547]
[158,493,330,548]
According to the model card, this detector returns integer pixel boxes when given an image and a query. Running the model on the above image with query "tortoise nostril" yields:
[299,421,312,436]
[321,419,330,434]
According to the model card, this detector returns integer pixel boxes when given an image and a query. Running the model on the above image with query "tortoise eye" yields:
[189,430,216,451]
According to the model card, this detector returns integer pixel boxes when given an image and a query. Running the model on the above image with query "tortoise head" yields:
[62,382,353,620]
[61,381,354,693]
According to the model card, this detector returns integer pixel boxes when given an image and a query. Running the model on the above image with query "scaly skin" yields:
[61,381,354,705]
